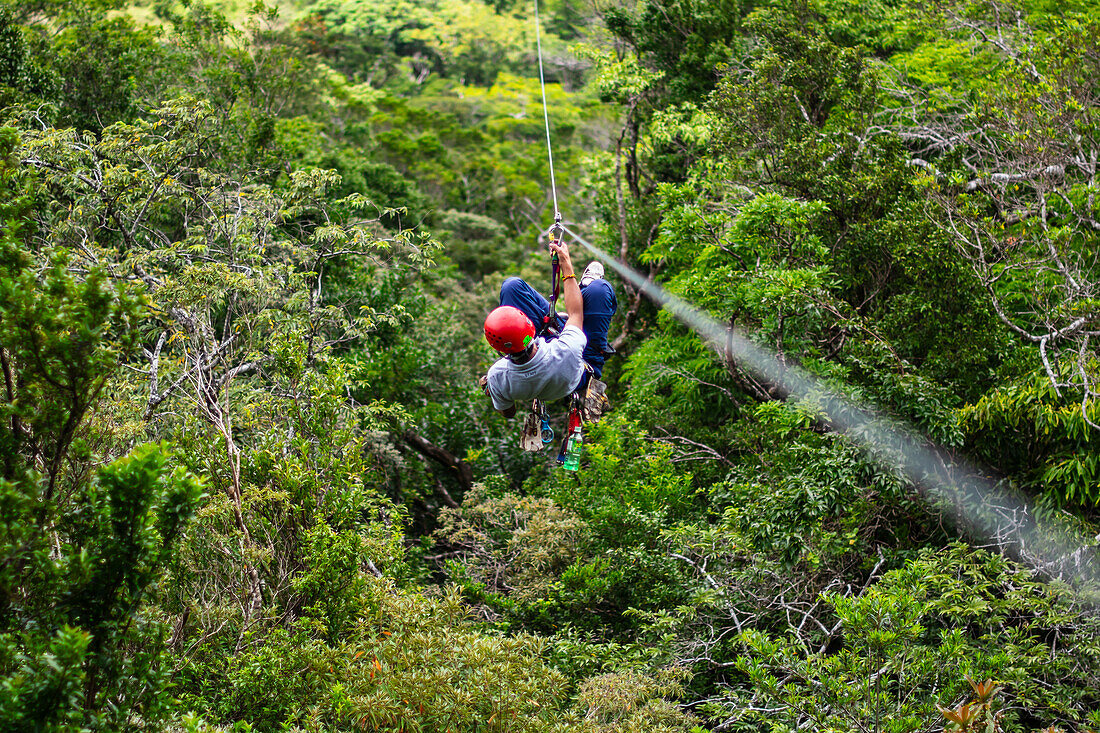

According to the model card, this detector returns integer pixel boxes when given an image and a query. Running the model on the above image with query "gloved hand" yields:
[478,374,489,395]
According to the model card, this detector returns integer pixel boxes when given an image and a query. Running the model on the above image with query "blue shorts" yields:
[499,276,618,378]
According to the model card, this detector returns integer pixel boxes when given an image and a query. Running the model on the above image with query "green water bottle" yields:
[563,426,583,471]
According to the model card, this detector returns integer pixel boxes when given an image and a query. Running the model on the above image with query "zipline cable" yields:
[533,0,565,321]
[557,222,1100,590]
[533,0,560,220]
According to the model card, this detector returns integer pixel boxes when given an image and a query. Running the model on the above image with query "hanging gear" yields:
[581,375,610,422]
[556,390,585,469]
[484,305,536,354]
[520,399,555,452]
[561,411,583,471]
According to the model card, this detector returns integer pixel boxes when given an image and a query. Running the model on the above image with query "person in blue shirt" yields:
[483,242,617,418]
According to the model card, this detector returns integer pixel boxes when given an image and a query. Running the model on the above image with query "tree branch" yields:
[402,429,470,504]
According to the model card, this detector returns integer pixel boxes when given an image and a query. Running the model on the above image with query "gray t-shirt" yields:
[487,325,587,412]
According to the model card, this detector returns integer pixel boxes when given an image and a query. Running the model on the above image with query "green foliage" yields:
[439,487,589,603]
[892,8,1100,417]
[0,120,143,488]
[576,667,700,733]
[0,1,167,132]
[549,418,700,520]
[152,1,334,175]
[0,246,141,477]
[0,625,91,732]
[728,544,1100,732]
[0,7,57,108]
[578,4,1100,729]
[359,72,606,243]
[715,400,925,568]
[0,124,205,731]
[888,37,1001,110]
[604,0,744,104]
[49,15,165,132]
[810,0,916,56]
[435,425,702,637]
[542,426,700,623]
[0,445,203,731]
[402,0,535,86]
[306,0,548,87]
[0,0,1097,731]
[961,370,1100,509]
[180,582,581,732]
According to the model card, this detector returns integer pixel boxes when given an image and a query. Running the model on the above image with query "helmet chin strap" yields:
[507,341,538,364]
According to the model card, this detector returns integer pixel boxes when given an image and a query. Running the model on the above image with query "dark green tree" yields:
[0,125,202,730]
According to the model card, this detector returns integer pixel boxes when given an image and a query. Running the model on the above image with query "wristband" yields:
[562,273,576,281]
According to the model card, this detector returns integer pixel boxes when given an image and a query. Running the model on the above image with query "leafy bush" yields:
[179,581,585,732]
[577,668,700,733]
[438,487,589,603]
[0,445,203,731]
[726,543,1100,732]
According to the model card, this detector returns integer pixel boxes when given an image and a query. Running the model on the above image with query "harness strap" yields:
[546,215,564,322]
[573,362,594,396]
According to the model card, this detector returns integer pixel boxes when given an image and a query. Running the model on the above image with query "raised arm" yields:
[550,241,583,331]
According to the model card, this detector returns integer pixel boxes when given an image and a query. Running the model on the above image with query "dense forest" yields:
[2,0,1100,730]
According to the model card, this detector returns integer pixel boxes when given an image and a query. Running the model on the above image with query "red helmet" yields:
[484,306,535,354]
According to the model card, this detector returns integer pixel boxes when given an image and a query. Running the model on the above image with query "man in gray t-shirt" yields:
[483,241,586,418]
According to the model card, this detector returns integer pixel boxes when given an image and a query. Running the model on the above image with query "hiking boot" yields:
[580,261,604,287]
